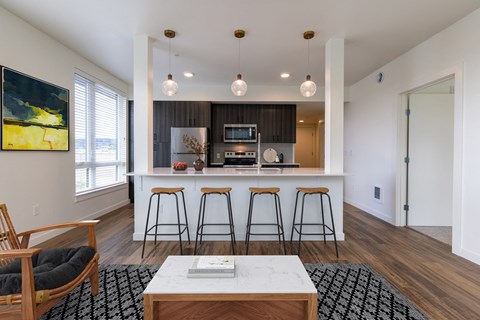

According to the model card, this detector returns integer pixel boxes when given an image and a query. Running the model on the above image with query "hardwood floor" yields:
[38,202,480,319]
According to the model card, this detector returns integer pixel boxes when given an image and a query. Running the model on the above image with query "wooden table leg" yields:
[307,293,318,320]
[144,294,153,320]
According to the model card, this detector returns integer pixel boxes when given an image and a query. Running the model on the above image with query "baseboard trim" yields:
[29,200,131,246]
[458,247,480,265]
[344,197,395,225]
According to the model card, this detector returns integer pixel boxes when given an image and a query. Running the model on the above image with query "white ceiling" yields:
[1,0,479,92]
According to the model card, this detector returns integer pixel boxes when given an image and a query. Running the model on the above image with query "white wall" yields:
[345,8,480,264]
[0,7,130,245]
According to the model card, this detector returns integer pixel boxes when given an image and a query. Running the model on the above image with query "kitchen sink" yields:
[235,167,282,171]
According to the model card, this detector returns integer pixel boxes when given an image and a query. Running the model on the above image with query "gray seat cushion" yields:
[0,246,95,296]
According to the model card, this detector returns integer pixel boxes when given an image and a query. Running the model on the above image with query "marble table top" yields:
[144,255,317,295]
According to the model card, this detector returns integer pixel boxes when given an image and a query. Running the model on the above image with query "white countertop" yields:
[128,167,344,177]
[144,255,316,295]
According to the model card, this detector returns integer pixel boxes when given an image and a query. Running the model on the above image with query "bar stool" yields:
[290,187,339,257]
[194,187,236,255]
[245,187,287,255]
[141,187,190,258]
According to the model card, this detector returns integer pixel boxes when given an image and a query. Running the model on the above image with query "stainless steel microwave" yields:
[224,124,257,143]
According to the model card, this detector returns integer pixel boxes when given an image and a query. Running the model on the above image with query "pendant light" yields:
[231,29,247,96]
[300,31,317,97]
[162,29,178,96]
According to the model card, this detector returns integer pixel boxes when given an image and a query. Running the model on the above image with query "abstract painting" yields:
[1,66,69,150]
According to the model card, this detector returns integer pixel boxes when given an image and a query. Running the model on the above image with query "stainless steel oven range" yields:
[223,151,257,167]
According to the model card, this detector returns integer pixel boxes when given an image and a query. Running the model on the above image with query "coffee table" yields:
[144,255,318,320]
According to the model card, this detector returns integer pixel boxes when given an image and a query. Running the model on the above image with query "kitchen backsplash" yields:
[212,143,295,164]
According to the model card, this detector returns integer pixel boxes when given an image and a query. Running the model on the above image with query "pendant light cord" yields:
[237,37,241,74]
[307,38,310,74]
[168,38,172,74]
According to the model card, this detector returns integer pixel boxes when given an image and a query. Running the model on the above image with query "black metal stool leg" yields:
[290,191,301,244]
[225,192,236,255]
[245,192,254,245]
[174,194,183,255]
[142,193,156,258]
[320,194,327,244]
[154,193,161,245]
[246,193,256,255]
[325,193,339,258]
[194,193,206,255]
[275,193,287,255]
[181,191,191,244]
[297,193,307,255]
[274,193,282,244]
[226,192,236,245]
[199,194,208,244]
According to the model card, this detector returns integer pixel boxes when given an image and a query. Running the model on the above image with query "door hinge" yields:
[405,109,411,116]
[403,204,409,211]
[404,156,410,164]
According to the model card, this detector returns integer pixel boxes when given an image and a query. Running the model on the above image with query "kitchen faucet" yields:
[255,133,262,168]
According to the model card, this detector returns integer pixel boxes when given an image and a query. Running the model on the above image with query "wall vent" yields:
[374,185,382,203]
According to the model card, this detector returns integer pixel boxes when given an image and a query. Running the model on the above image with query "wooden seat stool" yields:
[194,187,236,255]
[290,187,339,257]
[141,187,190,258]
[245,187,287,255]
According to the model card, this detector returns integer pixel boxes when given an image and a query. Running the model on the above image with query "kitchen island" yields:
[130,168,345,242]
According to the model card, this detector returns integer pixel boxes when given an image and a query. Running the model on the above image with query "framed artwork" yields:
[1,66,69,151]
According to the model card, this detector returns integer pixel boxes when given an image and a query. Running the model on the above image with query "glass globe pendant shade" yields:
[231,74,247,96]
[300,74,317,97]
[162,74,178,96]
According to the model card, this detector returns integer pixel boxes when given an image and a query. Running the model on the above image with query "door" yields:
[295,126,315,167]
[407,91,454,226]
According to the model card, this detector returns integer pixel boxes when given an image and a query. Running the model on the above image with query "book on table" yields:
[187,256,235,278]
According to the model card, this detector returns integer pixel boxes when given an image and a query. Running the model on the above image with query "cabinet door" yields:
[153,142,171,167]
[154,101,175,143]
[279,104,296,143]
[153,101,175,167]
[211,104,229,142]
[258,104,296,143]
[258,105,278,143]
[192,101,211,127]
[173,101,211,127]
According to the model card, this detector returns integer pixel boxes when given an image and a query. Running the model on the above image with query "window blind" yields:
[74,74,126,194]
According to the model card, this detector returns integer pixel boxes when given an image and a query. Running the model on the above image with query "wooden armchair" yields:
[0,203,100,320]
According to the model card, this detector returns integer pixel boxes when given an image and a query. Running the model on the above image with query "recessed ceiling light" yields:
[299,120,304,123]
[183,72,195,78]
[281,73,290,78]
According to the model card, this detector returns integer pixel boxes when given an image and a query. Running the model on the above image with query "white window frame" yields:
[74,72,127,197]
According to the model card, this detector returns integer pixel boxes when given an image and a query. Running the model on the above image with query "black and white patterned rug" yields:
[304,264,427,320]
[41,263,427,320]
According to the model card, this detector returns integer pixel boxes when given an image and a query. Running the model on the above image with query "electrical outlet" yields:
[32,205,40,216]
[216,153,220,159]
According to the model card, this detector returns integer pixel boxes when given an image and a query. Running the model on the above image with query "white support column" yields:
[133,35,153,172]
[324,38,344,173]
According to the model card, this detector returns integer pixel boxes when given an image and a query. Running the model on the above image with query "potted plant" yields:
[182,134,209,171]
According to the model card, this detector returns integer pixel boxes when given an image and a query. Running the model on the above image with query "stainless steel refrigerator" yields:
[171,127,208,166]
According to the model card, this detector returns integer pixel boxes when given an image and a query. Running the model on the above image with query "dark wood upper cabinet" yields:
[173,101,211,128]
[212,104,295,143]
[152,101,211,167]
[211,103,293,143]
